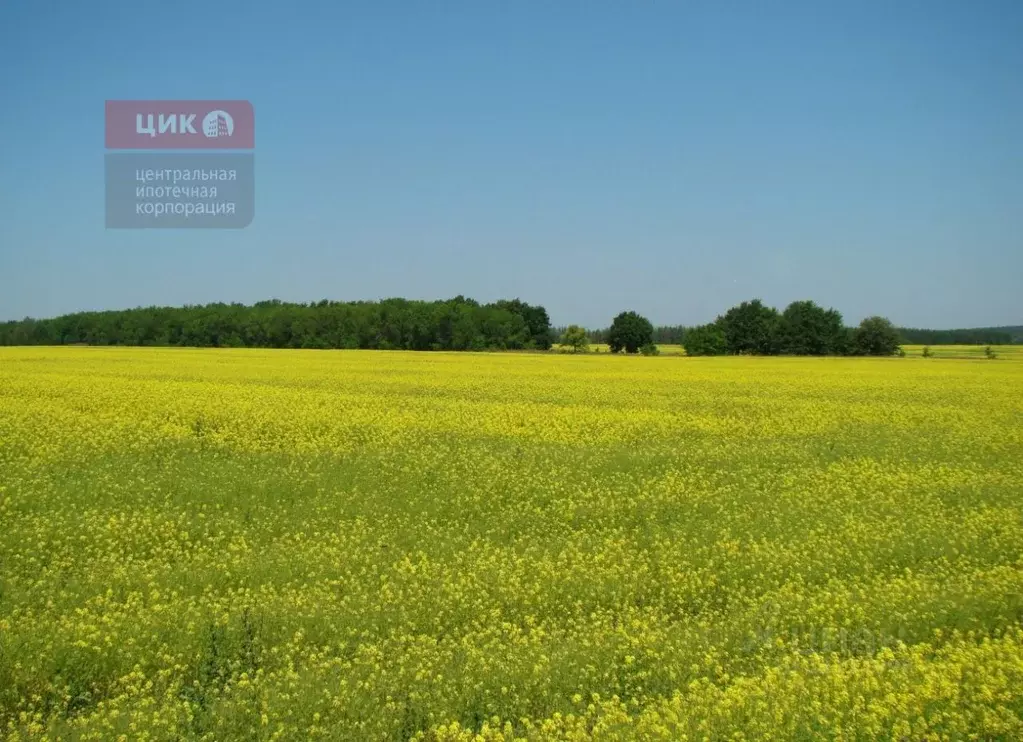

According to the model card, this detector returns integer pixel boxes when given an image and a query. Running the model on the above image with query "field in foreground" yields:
[2,348,1023,741]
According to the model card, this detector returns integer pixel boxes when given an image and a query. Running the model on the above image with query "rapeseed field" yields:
[1,347,1022,740]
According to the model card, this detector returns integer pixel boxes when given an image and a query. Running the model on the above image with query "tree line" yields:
[572,314,1020,353]
[558,300,904,356]
[0,297,554,351]
[897,326,1020,345]
[2,296,1015,356]
[678,300,900,356]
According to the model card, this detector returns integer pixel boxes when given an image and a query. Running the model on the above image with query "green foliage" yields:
[775,300,847,356]
[0,297,555,353]
[8,293,1008,363]
[718,299,780,355]
[607,311,654,354]
[559,325,590,353]
[852,316,902,357]
[898,327,1016,345]
[679,301,905,359]
[491,299,555,350]
[639,342,660,356]
[922,346,934,358]
[984,346,998,360]
[572,324,688,346]
[682,323,728,356]
[651,325,690,344]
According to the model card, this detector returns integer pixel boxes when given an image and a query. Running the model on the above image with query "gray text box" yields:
[105,153,254,229]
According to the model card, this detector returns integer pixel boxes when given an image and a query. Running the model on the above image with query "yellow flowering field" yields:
[2,347,1023,741]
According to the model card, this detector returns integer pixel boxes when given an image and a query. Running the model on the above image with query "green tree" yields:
[719,299,780,355]
[607,311,654,354]
[560,325,590,353]
[852,316,901,356]
[683,323,727,356]
[775,300,847,355]
[490,299,554,350]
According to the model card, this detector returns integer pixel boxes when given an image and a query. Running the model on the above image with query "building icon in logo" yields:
[202,110,234,139]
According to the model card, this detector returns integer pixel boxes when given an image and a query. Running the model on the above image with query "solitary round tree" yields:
[559,325,590,353]
[607,311,654,354]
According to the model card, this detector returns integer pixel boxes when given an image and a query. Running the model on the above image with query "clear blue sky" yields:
[1,0,1020,328]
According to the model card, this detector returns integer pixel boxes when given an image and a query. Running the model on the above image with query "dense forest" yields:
[0,297,554,351]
